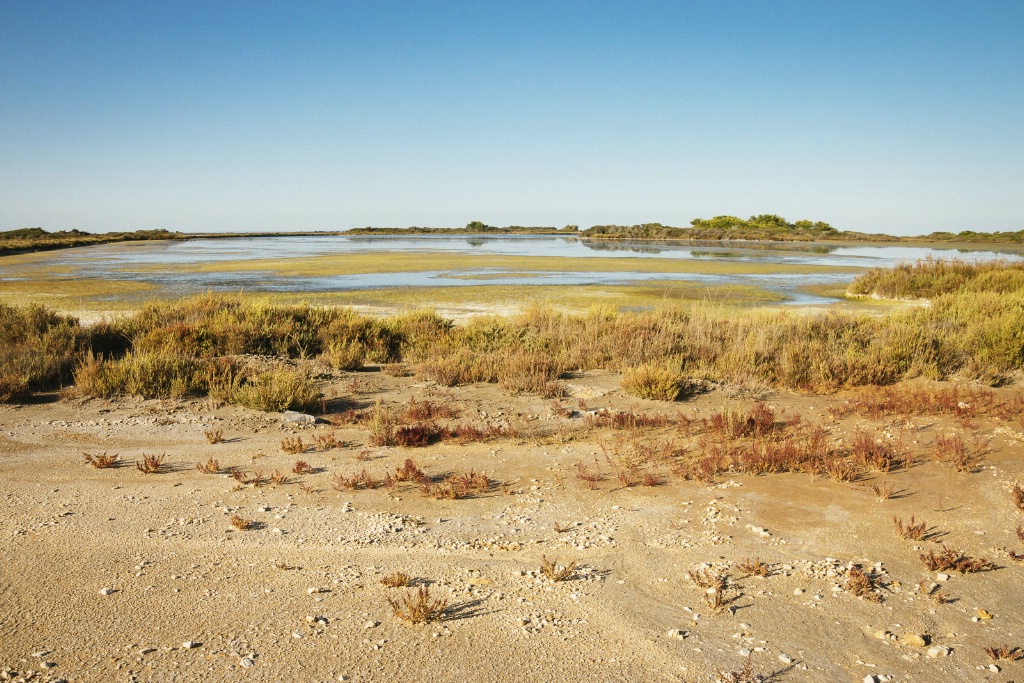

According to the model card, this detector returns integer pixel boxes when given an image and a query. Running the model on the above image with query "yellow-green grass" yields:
[179,281,787,314]
[0,277,157,309]
[126,251,864,277]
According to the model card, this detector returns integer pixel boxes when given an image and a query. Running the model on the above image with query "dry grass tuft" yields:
[575,461,602,489]
[844,564,882,602]
[540,556,577,582]
[381,362,408,377]
[83,451,118,469]
[388,586,447,624]
[394,423,440,447]
[868,479,895,501]
[920,546,995,573]
[893,515,929,541]
[292,460,314,475]
[280,437,305,455]
[312,431,339,451]
[419,469,490,500]
[394,458,426,483]
[380,572,413,588]
[737,557,770,578]
[716,660,765,683]
[984,645,1023,661]
[230,514,252,530]
[136,453,165,474]
[204,429,224,444]
[195,458,219,474]
[1013,483,1024,512]
[688,567,728,591]
[332,469,382,491]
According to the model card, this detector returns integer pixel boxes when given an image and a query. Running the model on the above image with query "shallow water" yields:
[18,235,1024,306]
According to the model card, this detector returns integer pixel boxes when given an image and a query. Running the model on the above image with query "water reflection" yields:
[10,234,1024,308]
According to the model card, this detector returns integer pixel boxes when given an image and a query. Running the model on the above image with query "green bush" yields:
[621,363,687,401]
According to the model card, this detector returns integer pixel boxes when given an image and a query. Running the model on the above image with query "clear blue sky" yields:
[1,1,1022,234]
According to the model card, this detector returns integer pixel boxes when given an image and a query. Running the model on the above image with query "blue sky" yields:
[1,1,1022,234]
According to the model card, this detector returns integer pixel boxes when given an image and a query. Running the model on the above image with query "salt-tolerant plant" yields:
[136,453,165,474]
[195,458,220,474]
[380,572,412,588]
[83,452,118,469]
[388,586,447,624]
[540,556,577,582]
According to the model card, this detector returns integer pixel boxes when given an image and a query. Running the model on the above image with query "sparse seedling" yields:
[1013,483,1024,512]
[270,469,288,486]
[388,586,447,624]
[738,557,770,578]
[381,572,412,588]
[844,564,882,602]
[204,429,224,444]
[920,546,995,573]
[575,461,602,489]
[281,437,305,455]
[292,460,313,475]
[553,521,570,533]
[540,555,577,582]
[1016,525,1024,543]
[869,479,895,501]
[984,645,1023,661]
[195,458,220,474]
[275,561,296,570]
[298,482,315,494]
[230,514,251,530]
[83,452,118,469]
[136,453,165,474]
[894,515,929,541]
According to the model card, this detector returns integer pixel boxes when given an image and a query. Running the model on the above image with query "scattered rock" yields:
[239,657,255,668]
[181,640,198,649]
[665,629,687,640]
[976,608,993,620]
[927,646,950,658]
[281,411,316,425]
[98,587,114,595]
[778,654,793,664]
[901,633,928,648]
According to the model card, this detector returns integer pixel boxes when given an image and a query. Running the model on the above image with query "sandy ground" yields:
[2,370,1024,683]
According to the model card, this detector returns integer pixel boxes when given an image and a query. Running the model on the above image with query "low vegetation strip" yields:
[0,228,184,256]
[1,260,1023,406]
[848,258,1024,300]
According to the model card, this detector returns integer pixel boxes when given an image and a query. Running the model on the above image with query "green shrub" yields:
[622,363,687,401]
[227,366,321,412]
